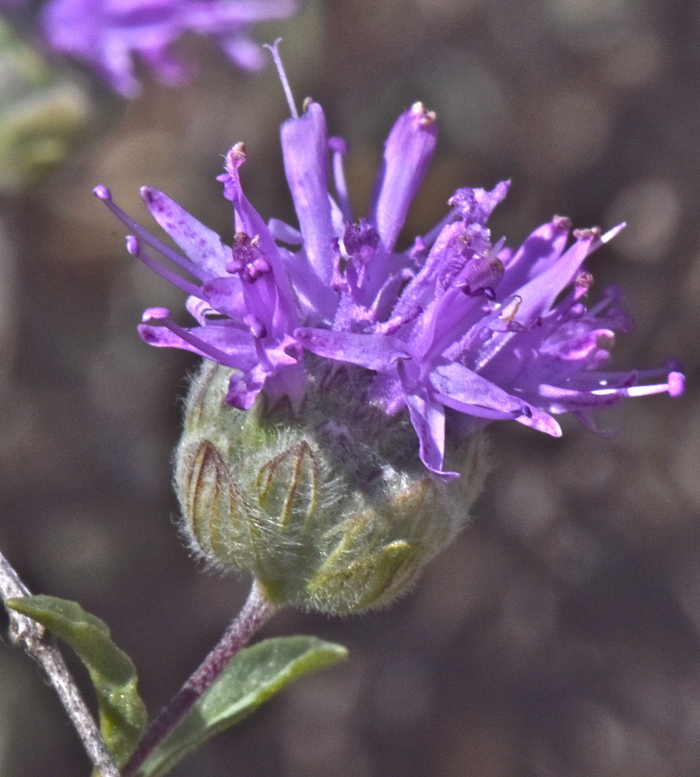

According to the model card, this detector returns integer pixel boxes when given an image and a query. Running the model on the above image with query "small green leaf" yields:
[136,636,347,777]
[6,594,147,767]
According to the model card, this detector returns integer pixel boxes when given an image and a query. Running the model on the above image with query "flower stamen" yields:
[93,186,208,281]
[126,236,202,298]
[264,38,298,119]
[140,309,246,370]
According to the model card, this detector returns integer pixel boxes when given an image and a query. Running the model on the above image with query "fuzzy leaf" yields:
[135,636,347,777]
[6,594,147,767]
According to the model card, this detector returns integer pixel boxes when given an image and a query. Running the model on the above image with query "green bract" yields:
[176,360,489,615]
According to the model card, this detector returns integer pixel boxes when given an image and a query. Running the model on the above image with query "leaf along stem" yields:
[122,581,276,777]
[0,547,122,777]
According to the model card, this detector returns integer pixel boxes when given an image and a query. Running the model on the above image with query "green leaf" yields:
[6,594,147,767]
[136,635,347,777]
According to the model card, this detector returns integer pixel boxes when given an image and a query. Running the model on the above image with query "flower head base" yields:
[40,0,298,97]
[95,52,683,483]
[176,359,489,614]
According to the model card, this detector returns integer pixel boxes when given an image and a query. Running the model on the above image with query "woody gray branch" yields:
[0,547,121,777]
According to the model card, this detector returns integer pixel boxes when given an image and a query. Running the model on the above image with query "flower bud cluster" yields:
[97,49,684,613]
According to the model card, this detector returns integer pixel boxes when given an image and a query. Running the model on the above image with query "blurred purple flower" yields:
[95,52,684,479]
[41,0,297,97]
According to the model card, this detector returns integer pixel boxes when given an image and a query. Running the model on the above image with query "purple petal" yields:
[428,362,563,436]
[268,218,302,244]
[200,277,247,320]
[263,358,307,410]
[512,407,563,436]
[138,319,256,367]
[138,43,191,86]
[185,295,218,325]
[368,102,438,252]
[403,385,458,481]
[392,221,466,318]
[430,362,526,419]
[498,216,572,298]
[281,101,335,284]
[141,187,231,277]
[509,228,603,325]
[367,371,406,414]
[279,246,337,324]
[295,327,410,371]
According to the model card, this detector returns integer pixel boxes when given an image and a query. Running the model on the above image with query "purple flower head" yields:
[41,0,297,97]
[96,45,684,479]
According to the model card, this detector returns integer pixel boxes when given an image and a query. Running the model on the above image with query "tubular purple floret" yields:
[449,182,510,224]
[368,100,439,252]
[99,60,685,481]
[280,100,335,285]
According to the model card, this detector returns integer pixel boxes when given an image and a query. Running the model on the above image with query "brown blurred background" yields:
[1,0,700,775]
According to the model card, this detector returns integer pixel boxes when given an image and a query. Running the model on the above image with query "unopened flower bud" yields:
[176,360,490,615]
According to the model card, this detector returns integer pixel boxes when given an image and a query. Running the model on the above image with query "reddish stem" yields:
[123,582,275,777]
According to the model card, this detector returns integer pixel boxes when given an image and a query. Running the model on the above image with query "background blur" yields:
[1,0,700,775]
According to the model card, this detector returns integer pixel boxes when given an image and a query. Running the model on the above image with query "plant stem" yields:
[0,548,121,777]
[122,581,276,777]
